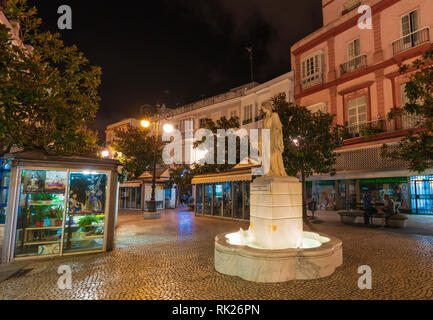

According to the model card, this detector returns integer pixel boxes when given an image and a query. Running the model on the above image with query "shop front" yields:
[192,168,254,221]
[0,159,11,254]
[1,151,120,264]
[307,175,413,212]
[138,169,176,211]
[119,182,142,210]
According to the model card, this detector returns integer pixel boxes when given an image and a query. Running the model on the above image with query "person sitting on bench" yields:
[363,192,377,225]
[377,194,395,227]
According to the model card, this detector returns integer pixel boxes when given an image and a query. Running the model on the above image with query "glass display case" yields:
[13,169,109,258]
[14,170,67,257]
[0,160,11,225]
[63,172,107,254]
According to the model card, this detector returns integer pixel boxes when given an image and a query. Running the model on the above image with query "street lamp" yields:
[141,116,172,214]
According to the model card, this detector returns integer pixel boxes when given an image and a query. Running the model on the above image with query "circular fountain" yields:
[214,176,343,283]
[214,102,342,282]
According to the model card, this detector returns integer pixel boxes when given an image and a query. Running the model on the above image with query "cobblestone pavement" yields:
[0,209,432,300]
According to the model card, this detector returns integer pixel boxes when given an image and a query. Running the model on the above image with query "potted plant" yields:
[32,193,54,205]
[77,215,99,235]
[34,206,46,228]
[48,206,63,226]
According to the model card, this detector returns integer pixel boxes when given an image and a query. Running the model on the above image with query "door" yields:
[410,176,433,214]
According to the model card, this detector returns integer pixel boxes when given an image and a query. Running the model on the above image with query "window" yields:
[400,83,409,107]
[182,118,194,132]
[230,110,238,119]
[394,9,428,55]
[243,105,253,124]
[401,10,420,49]
[199,118,206,128]
[347,96,367,133]
[400,83,424,129]
[402,10,419,38]
[301,52,324,89]
[347,39,360,60]
[254,103,263,122]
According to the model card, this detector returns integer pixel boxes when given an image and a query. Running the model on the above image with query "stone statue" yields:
[261,101,288,177]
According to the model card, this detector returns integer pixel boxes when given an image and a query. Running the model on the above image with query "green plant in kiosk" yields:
[77,215,99,233]
[48,206,63,226]
[33,206,47,227]
[32,193,54,202]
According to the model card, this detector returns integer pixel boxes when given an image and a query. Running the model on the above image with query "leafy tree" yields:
[193,115,245,174]
[272,93,344,219]
[168,116,251,194]
[382,49,433,172]
[111,125,163,180]
[0,0,101,156]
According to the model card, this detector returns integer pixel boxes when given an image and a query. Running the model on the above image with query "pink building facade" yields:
[291,0,433,213]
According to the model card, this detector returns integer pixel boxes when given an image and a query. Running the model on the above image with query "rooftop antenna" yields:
[246,46,254,83]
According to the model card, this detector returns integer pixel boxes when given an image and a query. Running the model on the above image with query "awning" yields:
[191,170,252,185]
[120,182,141,188]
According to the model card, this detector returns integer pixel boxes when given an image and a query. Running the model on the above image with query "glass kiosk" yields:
[14,170,109,258]
[1,151,119,264]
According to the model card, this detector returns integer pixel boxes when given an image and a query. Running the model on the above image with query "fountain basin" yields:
[215,231,343,282]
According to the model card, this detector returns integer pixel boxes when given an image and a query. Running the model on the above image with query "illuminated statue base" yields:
[214,176,343,282]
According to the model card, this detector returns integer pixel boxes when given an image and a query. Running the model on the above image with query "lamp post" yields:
[141,117,174,214]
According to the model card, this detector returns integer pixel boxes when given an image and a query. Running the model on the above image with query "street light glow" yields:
[163,124,174,133]
[141,120,150,128]
[101,150,109,158]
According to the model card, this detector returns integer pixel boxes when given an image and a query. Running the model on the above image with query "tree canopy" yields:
[383,49,433,173]
[111,125,163,180]
[0,0,101,156]
[272,93,344,217]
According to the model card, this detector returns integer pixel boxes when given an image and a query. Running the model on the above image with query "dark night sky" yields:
[28,0,323,140]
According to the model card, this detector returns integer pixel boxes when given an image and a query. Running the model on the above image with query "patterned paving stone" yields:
[0,209,432,300]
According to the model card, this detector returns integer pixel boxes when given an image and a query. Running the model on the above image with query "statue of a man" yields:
[261,101,288,177]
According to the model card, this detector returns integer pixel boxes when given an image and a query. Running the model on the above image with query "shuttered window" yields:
[301,52,324,89]
[347,39,360,60]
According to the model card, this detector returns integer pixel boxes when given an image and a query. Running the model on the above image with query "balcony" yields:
[392,27,430,56]
[340,54,367,76]
[341,0,361,16]
[301,73,324,90]
[343,113,424,140]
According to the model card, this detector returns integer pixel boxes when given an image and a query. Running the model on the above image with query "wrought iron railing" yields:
[392,27,430,56]
[344,113,424,140]
[401,113,424,130]
[340,54,367,75]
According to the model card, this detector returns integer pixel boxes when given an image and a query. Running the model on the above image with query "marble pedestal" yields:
[249,176,303,249]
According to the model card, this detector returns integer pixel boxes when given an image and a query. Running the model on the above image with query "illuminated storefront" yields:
[192,167,254,221]
[307,175,432,214]
[1,152,120,264]
[410,175,433,214]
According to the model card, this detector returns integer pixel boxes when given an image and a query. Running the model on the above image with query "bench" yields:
[337,210,408,228]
